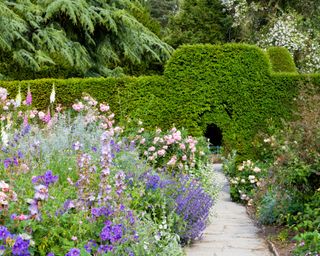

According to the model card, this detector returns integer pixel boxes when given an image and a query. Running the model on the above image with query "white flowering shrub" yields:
[299,40,320,73]
[258,14,320,73]
[257,14,307,52]
[220,0,320,73]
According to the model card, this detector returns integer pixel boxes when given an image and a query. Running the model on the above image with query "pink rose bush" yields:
[133,125,209,173]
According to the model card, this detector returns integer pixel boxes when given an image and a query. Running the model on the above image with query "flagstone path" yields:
[185,163,274,256]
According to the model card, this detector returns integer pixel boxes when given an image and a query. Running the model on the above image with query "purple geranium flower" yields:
[12,236,30,255]
[0,226,10,240]
[32,170,58,187]
[65,248,80,256]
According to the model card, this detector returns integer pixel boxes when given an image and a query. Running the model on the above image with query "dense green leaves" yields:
[1,44,312,159]
[166,0,232,48]
[267,47,297,73]
[144,0,179,27]
[0,0,173,80]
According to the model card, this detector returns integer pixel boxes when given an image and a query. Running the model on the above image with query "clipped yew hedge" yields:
[267,46,297,73]
[1,44,318,159]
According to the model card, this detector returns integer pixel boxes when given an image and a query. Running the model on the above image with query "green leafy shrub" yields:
[267,47,297,73]
[293,231,320,256]
[241,84,319,252]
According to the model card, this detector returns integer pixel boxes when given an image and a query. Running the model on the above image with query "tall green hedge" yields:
[1,44,318,159]
[164,44,299,157]
[267,47,297,73]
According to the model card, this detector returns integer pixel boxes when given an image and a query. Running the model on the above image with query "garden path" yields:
[185,164,273,256]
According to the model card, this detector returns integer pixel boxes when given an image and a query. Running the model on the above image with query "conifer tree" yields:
[166,0,232,48]
[0,0,173,80]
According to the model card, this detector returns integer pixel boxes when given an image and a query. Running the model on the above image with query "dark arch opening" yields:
[204,124,223,151]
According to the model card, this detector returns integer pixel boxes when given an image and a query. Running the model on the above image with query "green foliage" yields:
[144,0,179,28]
[0,0,173,80]
[164,44,299,159]
[293,231,320,256]
[1,43,319,159]
[166,0,232,47]
[267,47,297,73]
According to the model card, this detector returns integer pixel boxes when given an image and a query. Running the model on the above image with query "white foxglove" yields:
[50,84,55,104]
[1,127,8,147]
[15,87,22,107]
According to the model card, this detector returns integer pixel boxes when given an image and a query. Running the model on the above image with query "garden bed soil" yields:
[246,206,297,256]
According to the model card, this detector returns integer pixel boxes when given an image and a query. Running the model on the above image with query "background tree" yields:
[0,0,173,80]
[143,0,179,28]
[165,0,232,48]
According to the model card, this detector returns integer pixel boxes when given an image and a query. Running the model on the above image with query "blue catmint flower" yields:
[1,147,8,153]
[146,174,160,190]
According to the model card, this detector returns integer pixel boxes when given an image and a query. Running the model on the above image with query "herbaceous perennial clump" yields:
[0,86,217,255]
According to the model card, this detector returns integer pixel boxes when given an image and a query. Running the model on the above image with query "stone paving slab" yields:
[185,164,273,256]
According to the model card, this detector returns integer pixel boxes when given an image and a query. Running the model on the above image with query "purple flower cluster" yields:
[2,150,23,169]
[84,240,98,254]
[145,174,161,190]
[0,226,10,240]
[28,171,58,220]
[89,204,137,254]
[91,206,113,218]
[3,157,18,169]
[141,172,173,190]
[12,236,30,255]
[32,170,58,187]
[65,248,80,256]
[115,171,126,196]
[75,153,97,210]
[0,227,31,255]
[173,176,213,244]
[100,221,123,243]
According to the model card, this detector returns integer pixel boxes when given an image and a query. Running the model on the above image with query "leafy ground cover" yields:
[223,85,320,256]
[0,86,218,255]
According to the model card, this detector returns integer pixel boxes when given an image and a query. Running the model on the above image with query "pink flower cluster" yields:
[136,126,201,172]
[0,181,17,210]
